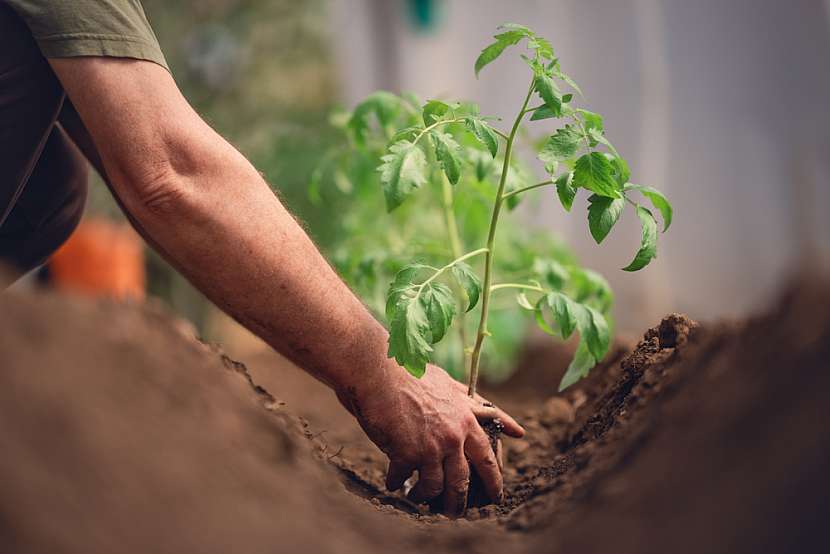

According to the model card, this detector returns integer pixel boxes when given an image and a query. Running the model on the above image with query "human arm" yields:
[48,57,524,514]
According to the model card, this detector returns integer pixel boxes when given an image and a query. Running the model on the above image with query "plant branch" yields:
[467,79,536,398]
[416,248,488,296]
[500,179,555,200]
[413,118,465,145]
[490,283,546,293]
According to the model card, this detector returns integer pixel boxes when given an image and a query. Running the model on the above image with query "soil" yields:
[0,275,828,553]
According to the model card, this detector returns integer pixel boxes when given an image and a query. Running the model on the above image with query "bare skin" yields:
[46,57,524,516]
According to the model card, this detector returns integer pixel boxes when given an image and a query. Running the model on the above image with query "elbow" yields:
[129,161,194,217]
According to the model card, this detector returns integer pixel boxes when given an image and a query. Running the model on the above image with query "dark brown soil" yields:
[1,275,828,553]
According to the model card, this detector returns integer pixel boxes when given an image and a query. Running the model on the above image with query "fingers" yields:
[441,451,470,518]
[407,462,445,503]
[386,460,415,492]
[471,400,525,438]
[465,430,503,504]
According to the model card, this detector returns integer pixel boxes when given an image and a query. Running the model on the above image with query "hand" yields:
[337,363,524,517]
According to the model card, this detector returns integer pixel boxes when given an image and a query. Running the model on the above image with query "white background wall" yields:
[328,0,830,330]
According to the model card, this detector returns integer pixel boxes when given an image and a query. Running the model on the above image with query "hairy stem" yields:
[440,173,470,377]
[467,80,536,398]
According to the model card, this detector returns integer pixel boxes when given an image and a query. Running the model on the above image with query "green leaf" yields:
[534,298,558,336]
[558,72,583,96]
[391,125,423,143]
[348,91,402,144]
[584,306,610,361]
[609,155,630,186]
[622,205,658,271]
[451,262,482,312]
[576,108,604,133]
[539,126,581,167]
[559,340,594,391]
[528,35,554,60]
[587,195,625,244]
[432,132,462,185]
[385,264,429,320]
[379,141,428,211]
[529,105,558,121]
[573,152,622,198]
[422,283,456,344]
[546,292,578,339]
[474,26,530,76]
[422,100,449,126]
[625,184,673,231]
[465,116,499,157]
[555,172,576,211]
[589,128,619,156]
[387,289,432,378]
[533,257,570,289]
[534,73,562,118]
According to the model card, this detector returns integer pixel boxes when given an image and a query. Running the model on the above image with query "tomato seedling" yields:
[321,24,672,393]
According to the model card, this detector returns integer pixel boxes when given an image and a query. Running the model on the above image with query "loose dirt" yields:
[0,276,828,553]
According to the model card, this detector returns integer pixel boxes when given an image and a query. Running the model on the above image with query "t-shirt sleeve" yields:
[5,0,168,71]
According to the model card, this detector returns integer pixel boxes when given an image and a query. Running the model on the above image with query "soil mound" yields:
[1,277,828,553]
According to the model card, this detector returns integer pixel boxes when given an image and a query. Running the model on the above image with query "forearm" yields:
[48,57,396,397]
[134,146,393,395]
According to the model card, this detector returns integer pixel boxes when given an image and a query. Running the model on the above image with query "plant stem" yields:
[489,283,546,293]
[416,248,488,296]
[467,80,536,398]
[500,179,555,201]
[413,118,465,145]
[440,173,470,376]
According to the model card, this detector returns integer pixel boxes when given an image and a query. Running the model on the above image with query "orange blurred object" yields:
[49,218,145,300]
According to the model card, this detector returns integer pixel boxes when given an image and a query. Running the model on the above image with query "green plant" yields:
[379,24,672,394]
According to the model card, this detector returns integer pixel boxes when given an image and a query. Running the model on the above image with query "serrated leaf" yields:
[559,340,594,391]
[451,261,482,312]
[387,290,432,378]
[529,105,558,121]
[539,126,581,167]
[379,141,428,211]
[576,108,603,133]
[385,264,429,320]
[474,28,528,76]
[555,172,576,211]
[465,116,499,157]
[587,195,625,244]
[534,73,562,118]
[589,128,619,156]
[528,35,554,60]
[422,99,450,126]
[625,184,673,231]
[573,152,622,198]
[432,131,462,184]
[422,283,456,344]
[609,154,630,186]
[623,206,658,271]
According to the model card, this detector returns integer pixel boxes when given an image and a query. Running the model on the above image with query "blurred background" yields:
[24,0,830,373]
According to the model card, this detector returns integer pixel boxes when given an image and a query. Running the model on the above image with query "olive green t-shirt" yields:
[5,0,168,70]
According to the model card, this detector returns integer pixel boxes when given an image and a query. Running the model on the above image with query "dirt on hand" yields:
[0,276,828,553]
